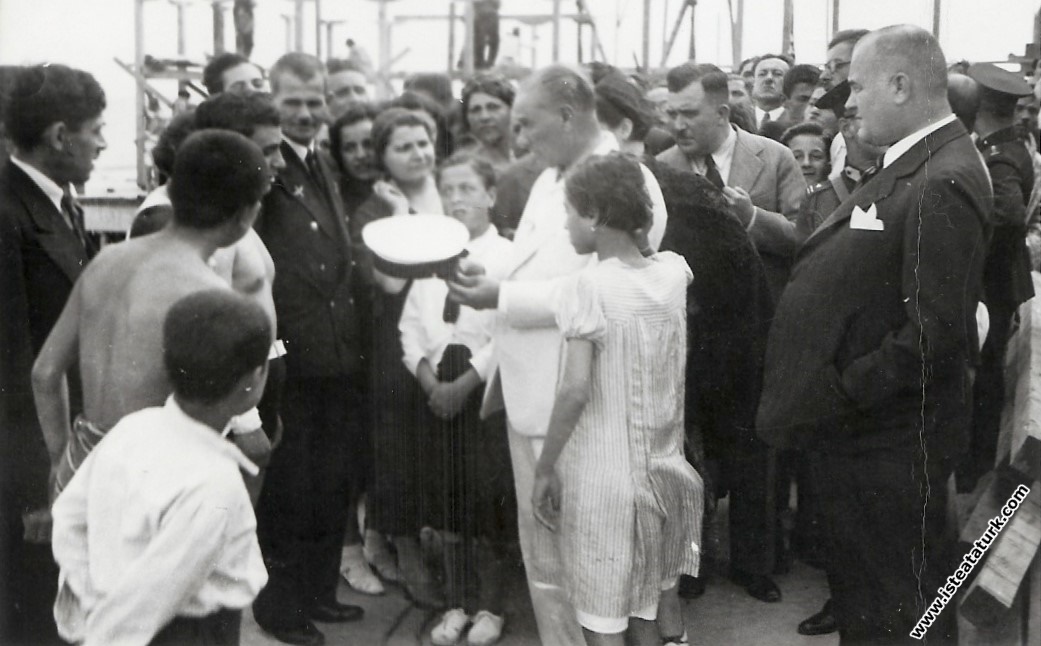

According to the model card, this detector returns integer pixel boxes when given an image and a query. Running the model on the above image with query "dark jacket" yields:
[255,143,364,380]
[757,119,992,461]
[646,156,773,456]
[0,160,94,509]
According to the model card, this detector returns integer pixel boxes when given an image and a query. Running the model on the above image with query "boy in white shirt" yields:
[50,290,272,646]
[398,152,513,646]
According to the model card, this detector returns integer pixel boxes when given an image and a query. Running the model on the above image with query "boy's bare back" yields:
[76,231,230,430]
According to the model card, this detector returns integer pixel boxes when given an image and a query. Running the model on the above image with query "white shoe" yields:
[340,545,384,595]
[663,630,689,646]
[466,610,504,646]
[431,608,469,646]
[363,534,401,583]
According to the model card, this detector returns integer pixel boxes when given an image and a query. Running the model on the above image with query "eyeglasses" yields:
[824,60,851,74]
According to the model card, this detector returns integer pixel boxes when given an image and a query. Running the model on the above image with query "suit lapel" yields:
[273,142,344,243]
[728,129,765,190]
[801,120,968,253]
[5,163,89,282]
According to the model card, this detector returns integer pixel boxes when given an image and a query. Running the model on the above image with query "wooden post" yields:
[688,0,696,61]
[642,0,651,69]
[213,1,226,54]
[135,0,146,189]
[463,0,475,76]
[782,0,793,59]
[832,0,840,36]
[282,14,293,53]
[314,0,323,58]
[552,0,561,62]
[294,0,305,51]
[172,1,187,56]
[448,2,456,75]
[733,0,744,69]
[932,0,941,39]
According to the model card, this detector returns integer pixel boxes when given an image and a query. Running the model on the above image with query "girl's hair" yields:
[329,101,380,173]
[436,150,497,189]
[564,152,651,234]
[369,106,435,173]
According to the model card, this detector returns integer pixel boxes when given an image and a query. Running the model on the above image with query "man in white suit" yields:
[448,64,667,645]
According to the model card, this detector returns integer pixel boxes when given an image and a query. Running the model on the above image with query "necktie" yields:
[856,155,886,188]
[759,110,772,131]
[703,155,725,190]
[305,149,332,205]
[61,190,93,255]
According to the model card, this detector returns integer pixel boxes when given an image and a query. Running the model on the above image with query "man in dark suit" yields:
[758,25,992,644]
[251,52,364,646]
[751,55,791,135]
[657,63,796,603]
[0,64,106,645]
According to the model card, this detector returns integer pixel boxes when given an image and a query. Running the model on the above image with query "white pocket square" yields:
[850,203,884,231]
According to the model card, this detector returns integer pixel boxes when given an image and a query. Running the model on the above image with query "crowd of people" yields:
[1,20,1040,646]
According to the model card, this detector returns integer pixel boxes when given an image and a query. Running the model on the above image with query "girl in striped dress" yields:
[532,152,704,646]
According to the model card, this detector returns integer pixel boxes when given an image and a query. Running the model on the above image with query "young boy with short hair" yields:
[50,289,273,646]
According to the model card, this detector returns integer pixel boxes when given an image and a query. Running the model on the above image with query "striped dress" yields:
[536,251,704,620]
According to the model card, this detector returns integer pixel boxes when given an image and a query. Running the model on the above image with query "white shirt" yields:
[691,125,738,186]
[828,133,847,182]
[51,397,267,646]
[755,105,786,128]
[282,135,312,164]
[883,114,957,168]
[9,154,69,220]
[399,225,512,381]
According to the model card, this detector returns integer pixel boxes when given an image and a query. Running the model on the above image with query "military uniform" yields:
[963,63,1037,488]
[797,170,857,239]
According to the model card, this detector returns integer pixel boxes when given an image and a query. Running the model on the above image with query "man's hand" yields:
[446,257,499,310]
[428,381,468,420]
[23,508,52,544]
[232,427,273,469]
[723,186,755,228]
[532,468,562,532]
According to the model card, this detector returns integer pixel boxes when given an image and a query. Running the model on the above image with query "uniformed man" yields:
[960,62,1036,490]
[796,80,885,241]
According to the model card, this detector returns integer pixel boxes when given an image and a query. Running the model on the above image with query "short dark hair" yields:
[3,64,106,151]
[780,120,827,147]
[461,73,516,131]
[404,72,455,107]
[168,130,268,229]
[729,100,756,132]
[202,53,249,95]
[827,29,869,51]
[755,53,794,71]
[783,64,821,98]
[164,289,271,405]
[270,52,325,94]
[194,91,280,138]
[152,110,197,183]
[436,150,497,189]
[524,65,595,115]
[595,76,654,141]
[369,107,435,172]
[738,56,761,74]
[329,102,380,173]
[565,152,651,234]
[388,91,453,160]
[666,62,728,105]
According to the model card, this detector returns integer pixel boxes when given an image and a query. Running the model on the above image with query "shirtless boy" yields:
[31,129,269,503]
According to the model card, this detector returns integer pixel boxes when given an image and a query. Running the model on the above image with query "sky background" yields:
[1,0,1038,183]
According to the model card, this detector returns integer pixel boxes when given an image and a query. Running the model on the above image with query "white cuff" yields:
[745,206,759,232]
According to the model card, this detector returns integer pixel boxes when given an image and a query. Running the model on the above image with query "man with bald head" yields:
[758,25,991,643]
[946,72,980,131]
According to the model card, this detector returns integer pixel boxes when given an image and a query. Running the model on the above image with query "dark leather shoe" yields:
[309,600,364,623]
[730,568,782,602]
[260,621,326,646]
[798,600,837,635]
[677,574,706,599]
[403,579,446,610]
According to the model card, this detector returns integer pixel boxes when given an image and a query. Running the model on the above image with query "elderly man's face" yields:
[326,70,369,119]
[511,88,569,167]
[753,58,789,106]
[821,41,855,89]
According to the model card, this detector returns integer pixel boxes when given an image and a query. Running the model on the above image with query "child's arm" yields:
[532,338,595,532]
[83,490,234,645]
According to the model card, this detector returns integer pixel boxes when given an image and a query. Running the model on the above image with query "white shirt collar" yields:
[755,105,786,124]
[555,131,618,180]
[465,223,501,254]
[282,135,312,164]
[691,125,737,183]
[882,114,957,168]
[165,396,259,475]
[9,155,67,213]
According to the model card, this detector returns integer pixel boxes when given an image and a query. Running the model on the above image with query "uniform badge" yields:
[292,185,305,199]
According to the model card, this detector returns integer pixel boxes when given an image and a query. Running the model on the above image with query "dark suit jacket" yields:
[756,119,992,460]
[254,142,363,380]
[0,161,93,509]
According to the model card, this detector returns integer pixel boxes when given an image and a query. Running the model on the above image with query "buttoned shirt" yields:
[883,114,958,168]
[282,135,313,164]
[51,397,266,646]
[755,105,786,128]
[691,125,738,185]
[399,225,513,381]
